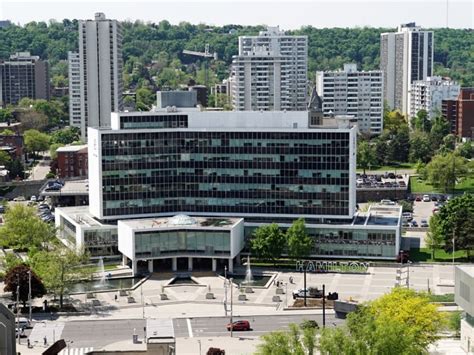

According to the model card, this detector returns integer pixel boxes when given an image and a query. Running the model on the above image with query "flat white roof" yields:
[120,215,242,230]
[457,265,474,278]
[56,145,87,153]
[146,318,174,340]
[56,205,115,228]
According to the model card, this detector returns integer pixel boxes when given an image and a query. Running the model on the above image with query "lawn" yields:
[79,263,120,274]
[409,176,474,194]
[409,248,469,262]
[356,162,417,173]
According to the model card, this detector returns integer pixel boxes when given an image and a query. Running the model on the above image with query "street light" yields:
[16,274,20,345]
[28,270,32,322]
[229,278,233,338]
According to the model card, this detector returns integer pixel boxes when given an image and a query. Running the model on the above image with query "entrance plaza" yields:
[62,263,456,319]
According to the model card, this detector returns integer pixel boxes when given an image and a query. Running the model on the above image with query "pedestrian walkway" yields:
[59,347,94,355]
[29,321,65,347]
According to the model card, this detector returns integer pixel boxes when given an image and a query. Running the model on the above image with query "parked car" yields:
[431,195,438,201]
[420,219,429,228]
[13,196,26,201]
[402,212,413,221]
[30,195,37,202]
[292,287,323,299]
[439,195,447,202]
[422,195,431,202]
[415,196,422,202]
[402,221,410,227]
[226,320,251,331]
[380,199,396,206]
[18,317,31,329]
[411,220,418,227]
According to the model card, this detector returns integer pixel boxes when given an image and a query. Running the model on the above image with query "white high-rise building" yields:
[316,64,384,135]
[410,76,460,119]
[231,26,307,111]
[68,51,81,128]
[380,22,433,115]
[78,12,123,139]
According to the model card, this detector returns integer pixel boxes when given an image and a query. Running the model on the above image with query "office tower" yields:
[380,23,433,115]
[0,52,49,107]
[442,88,474,139]
[316,64,383,135]
[410,76,460,119]
[56,108,402,269]
[68,51,81,128]
[231,26,307,111]
[78,12,123,139]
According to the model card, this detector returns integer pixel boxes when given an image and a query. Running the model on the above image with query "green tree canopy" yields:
[50,126,80,145]
[437,194,474,258]
[426,214,445,260]
[357,140,377,174]
[30,247,89,308]
[0,203,55,250]
[0,150,12,166]
[409,131,433,163]
[24,129,50,155]
[286,218,313,259]
[251,223,286,264]
[425,152,469,193]
[318,288,446,355]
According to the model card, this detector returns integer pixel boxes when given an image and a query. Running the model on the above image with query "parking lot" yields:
[356,172,409,189]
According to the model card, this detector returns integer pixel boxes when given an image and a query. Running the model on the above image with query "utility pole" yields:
[230,278,233,338]
[224,265,228,316]
[16,274,20,345]
[28,270,32,322]
[322,284,326,328]
[303,266,307,307]
[141,283,145,319]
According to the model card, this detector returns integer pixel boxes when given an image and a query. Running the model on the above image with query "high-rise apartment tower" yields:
[380,23,433,115]
[231,27,307,111]
[78,12,123,139]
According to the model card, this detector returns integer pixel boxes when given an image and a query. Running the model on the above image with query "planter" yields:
[160,293,168,300]
[276,288,284,294]
[272,295,281,302]
[238,294,247,301]
[127,296,135,303]
[245,287,254,294]
[119,290,128,297]
[86,293,95,299]
[206,293,215,299]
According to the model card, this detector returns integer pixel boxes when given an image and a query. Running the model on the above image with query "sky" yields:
[0,0,472,29]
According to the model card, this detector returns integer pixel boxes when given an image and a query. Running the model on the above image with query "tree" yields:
[3,264,46,307]
[50,127,80,145]
[286,218,313,259]
[251,224,286,264]
[409,131,433,163]
[136,87,155,110]
[430,116,451,151]
[49,143,65,160]
[357,140,377,174]
[398,200,413,213]
[30,247,89,308]
[24,129,50,157]
[0,253,23,271]
[0,150,12,166]
[6,159,25,179]
[383,110,406,133]
[0,108,13,122]
[17,110,49,131]
[437,194,474,259]
[318,288,446,354]
[457,141,473,159]
[437,134,456,154]
[425,214,444,260]
[0,204,55,250]
[387,125,409,163]
[425,152,469,193]
[412,109,431,132]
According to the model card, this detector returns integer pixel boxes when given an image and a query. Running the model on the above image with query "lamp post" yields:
[28,270,32,322]
[224,265,228,316]
[229,278,233,338]
[16,274,20,345]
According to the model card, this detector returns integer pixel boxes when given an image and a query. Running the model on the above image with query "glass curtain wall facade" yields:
[244,226,396,258]
[99,130,351,219]
[134,230,231,258]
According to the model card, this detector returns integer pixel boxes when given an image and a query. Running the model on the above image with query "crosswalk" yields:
[58,348,94,355]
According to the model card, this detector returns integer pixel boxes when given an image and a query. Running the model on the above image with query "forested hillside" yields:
[0,20,472,92]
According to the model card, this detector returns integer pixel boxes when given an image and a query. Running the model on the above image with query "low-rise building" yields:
[455,265,474,353]
[56,145,88,178]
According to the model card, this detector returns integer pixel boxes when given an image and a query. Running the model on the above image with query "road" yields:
[27,154,50,181]
[58,314,343,348]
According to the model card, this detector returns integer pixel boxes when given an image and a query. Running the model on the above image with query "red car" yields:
[226,320,251,331]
